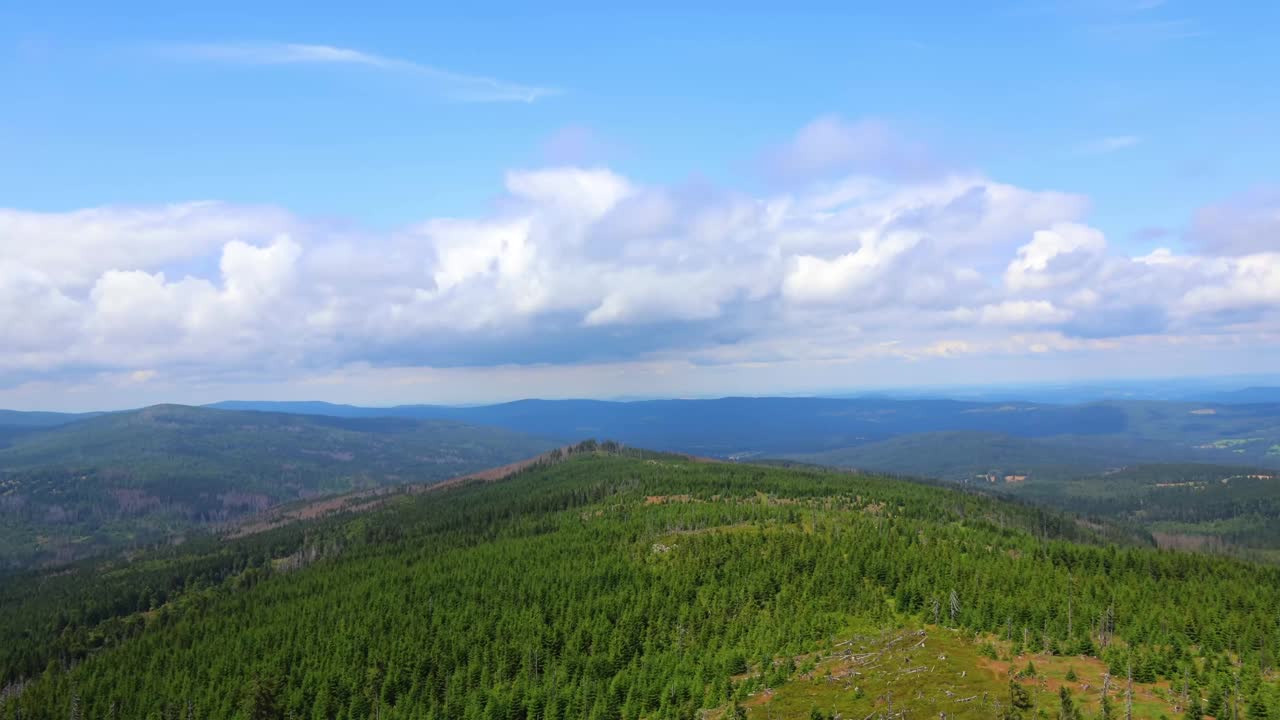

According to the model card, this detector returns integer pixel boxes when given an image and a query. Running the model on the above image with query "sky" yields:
[1,1,1279,410]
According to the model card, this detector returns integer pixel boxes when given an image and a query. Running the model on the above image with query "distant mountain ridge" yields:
[207,396,1280,472]
[207,397,1130,455]
[0,409,99,427]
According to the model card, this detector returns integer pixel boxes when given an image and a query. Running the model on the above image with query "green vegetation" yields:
[0,405,552,569]
[1001,464,1280,557]
[3,449,1278,719]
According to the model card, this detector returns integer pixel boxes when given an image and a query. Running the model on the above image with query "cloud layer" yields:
[169,43,556,103]
[2,118,1278,403]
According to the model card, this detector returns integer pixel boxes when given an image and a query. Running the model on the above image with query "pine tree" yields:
[246,674,282,720]
[1059,686,1081,720]
[1184,691,1204,720]
[1007,678,1034,720]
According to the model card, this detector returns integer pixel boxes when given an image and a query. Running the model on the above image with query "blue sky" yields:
[1,1,1279,409]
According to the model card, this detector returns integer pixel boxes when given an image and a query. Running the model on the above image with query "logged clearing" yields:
[719,627,1225,720]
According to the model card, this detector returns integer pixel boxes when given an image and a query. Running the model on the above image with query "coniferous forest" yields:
[3,447,1280,719]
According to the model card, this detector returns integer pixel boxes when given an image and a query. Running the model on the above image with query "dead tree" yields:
[1101,673,1112,720]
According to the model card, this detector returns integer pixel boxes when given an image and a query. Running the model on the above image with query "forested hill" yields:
[208,397,1131,454]
[4,449,1278,719]
[997,463,1280,560]
[0,405,554,569]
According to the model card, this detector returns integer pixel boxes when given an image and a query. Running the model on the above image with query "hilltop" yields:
[3,450,1277,719]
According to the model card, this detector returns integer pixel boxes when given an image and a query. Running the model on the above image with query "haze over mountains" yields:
[209,393,1280,474]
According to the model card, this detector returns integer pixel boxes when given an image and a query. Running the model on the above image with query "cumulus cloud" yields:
[0,262,80,354]
[1004,223,1107,292]
[1,119,1278,397]
[0,202,294,289]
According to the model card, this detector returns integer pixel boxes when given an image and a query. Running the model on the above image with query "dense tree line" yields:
[4,450,1279,719]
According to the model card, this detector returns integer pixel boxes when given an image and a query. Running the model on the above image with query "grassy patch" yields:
[740,627,1183,719]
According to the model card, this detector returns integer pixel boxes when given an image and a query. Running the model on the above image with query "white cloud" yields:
[782,231,924,305]
[169,42,557,103]
[0,262,80,353]
[1,120,1278,401]
[1005,223,1107,291]
[1180,253,1280,314]
[0,202,293,289]
[948,300,1072,327]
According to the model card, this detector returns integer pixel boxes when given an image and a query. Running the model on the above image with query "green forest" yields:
[0,405,551,569]
[3,447,1279,719]
[998,464,1280,561]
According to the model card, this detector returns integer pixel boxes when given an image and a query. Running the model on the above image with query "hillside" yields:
[1000,463,1280,560]
[0,405,553,569]
[0,409,97,451]
[3,450,1277,719]
[786,431,1121,481]
[796,441,1280,559]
